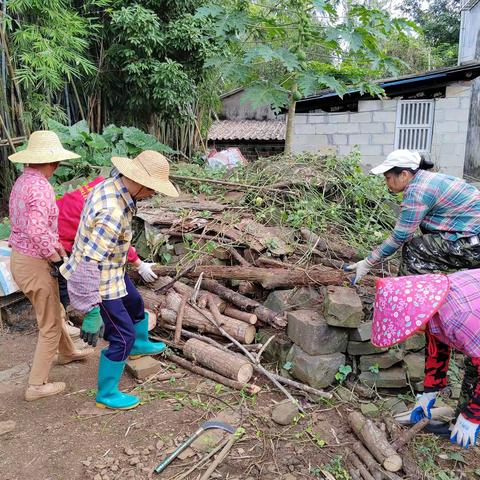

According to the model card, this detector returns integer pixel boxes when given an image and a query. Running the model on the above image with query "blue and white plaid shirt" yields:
[61,175,135,300]
[369,170,480,263]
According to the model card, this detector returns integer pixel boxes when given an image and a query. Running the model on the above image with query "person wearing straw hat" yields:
[61,150,178,410]
[371,270,480,448]
[55,175,159,309]
[8,130,94,402]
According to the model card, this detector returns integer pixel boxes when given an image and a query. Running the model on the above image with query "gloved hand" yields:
[410,391,438,423]
[344,258,374,285]
[137,261,158,283]
[450,414,480,448]
[80,306,104,347]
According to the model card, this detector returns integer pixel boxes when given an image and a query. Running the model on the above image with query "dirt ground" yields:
[1,325,480,480]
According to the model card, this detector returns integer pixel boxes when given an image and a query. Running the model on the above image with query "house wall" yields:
[221,91,279,121]
[292,81,472,178]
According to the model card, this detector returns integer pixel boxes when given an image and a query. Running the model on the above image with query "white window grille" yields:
[394,100,435,152]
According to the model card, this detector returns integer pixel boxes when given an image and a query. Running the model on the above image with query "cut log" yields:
[348,411,403,473]
[166,291,256,343]
[200,278,286,328]
[183,339,253,383]
[345,450,376,480]
[224,306,257,325]
[161,290,256,345]
[168,354,260,394]
[151,264,343,289]
[351,442,383,480]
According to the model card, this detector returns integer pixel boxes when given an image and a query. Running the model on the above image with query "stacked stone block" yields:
[260,285,426,392]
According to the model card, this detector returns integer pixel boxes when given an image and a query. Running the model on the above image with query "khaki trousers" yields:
[11,250,76,385]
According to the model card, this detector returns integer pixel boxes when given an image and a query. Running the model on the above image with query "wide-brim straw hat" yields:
[9,130,80,164]
[111,150,178,197]
[371,273,450,348]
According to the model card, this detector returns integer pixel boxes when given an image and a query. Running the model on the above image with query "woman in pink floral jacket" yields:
[372,269,480,448]
[8,131,93,402]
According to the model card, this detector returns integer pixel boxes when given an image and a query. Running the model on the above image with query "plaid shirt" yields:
[426,269,480,423]
[60,175,135,300]
[369,171,480,263]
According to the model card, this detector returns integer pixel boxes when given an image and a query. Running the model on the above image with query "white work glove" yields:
[137,262,158,283]
[344,258,374,285]
[450,414,480,448]
[410,391,438,423]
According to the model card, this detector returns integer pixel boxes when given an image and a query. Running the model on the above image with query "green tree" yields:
[400,0,461,67]
[6,0,96,129]
[196,0,413,152]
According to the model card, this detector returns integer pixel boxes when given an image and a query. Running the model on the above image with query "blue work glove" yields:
[450,414,480,448]
[410,392,438,423]
[344,258,373,285]
[80,306,104,347]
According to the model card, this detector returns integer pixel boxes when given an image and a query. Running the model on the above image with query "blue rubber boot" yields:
[129,313,166,359]
[95,350,139,410]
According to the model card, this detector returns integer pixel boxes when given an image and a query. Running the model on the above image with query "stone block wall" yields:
[292,80,473,177]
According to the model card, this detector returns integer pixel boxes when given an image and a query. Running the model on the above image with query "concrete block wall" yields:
[292,99,397,171]
[431,83,472,178]
[292,80,473,178]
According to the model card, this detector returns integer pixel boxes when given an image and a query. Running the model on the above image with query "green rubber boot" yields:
[95,350,140,410]
[129,313,166,359]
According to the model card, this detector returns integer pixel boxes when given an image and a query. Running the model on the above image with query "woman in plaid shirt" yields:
[346,149,480,427]
[61,151,178,410]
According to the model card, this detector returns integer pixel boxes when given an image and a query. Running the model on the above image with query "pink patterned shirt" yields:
[9,168,60,258]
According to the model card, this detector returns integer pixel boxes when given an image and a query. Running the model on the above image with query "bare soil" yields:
[1,325,480,480]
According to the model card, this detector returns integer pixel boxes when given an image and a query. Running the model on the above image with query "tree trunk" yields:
[151,264,342,289]
[348,411,403,473]
[183,338,253,383]
[284,89,297,154]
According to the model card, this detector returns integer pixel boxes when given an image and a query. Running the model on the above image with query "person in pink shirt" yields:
[8,131,94,402]
[372,270,480,448]
[55,176,158,308]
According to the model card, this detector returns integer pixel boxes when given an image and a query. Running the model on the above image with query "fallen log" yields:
[151,264,343,289]
[348,411,403,473]
[200,278,286,328]
[183,338,253,383]
[168,354,260,394]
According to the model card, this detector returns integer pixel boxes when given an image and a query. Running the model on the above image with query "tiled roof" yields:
[208,120,286,141]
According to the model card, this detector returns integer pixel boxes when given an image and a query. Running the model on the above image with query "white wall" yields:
[292,81,473,178]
